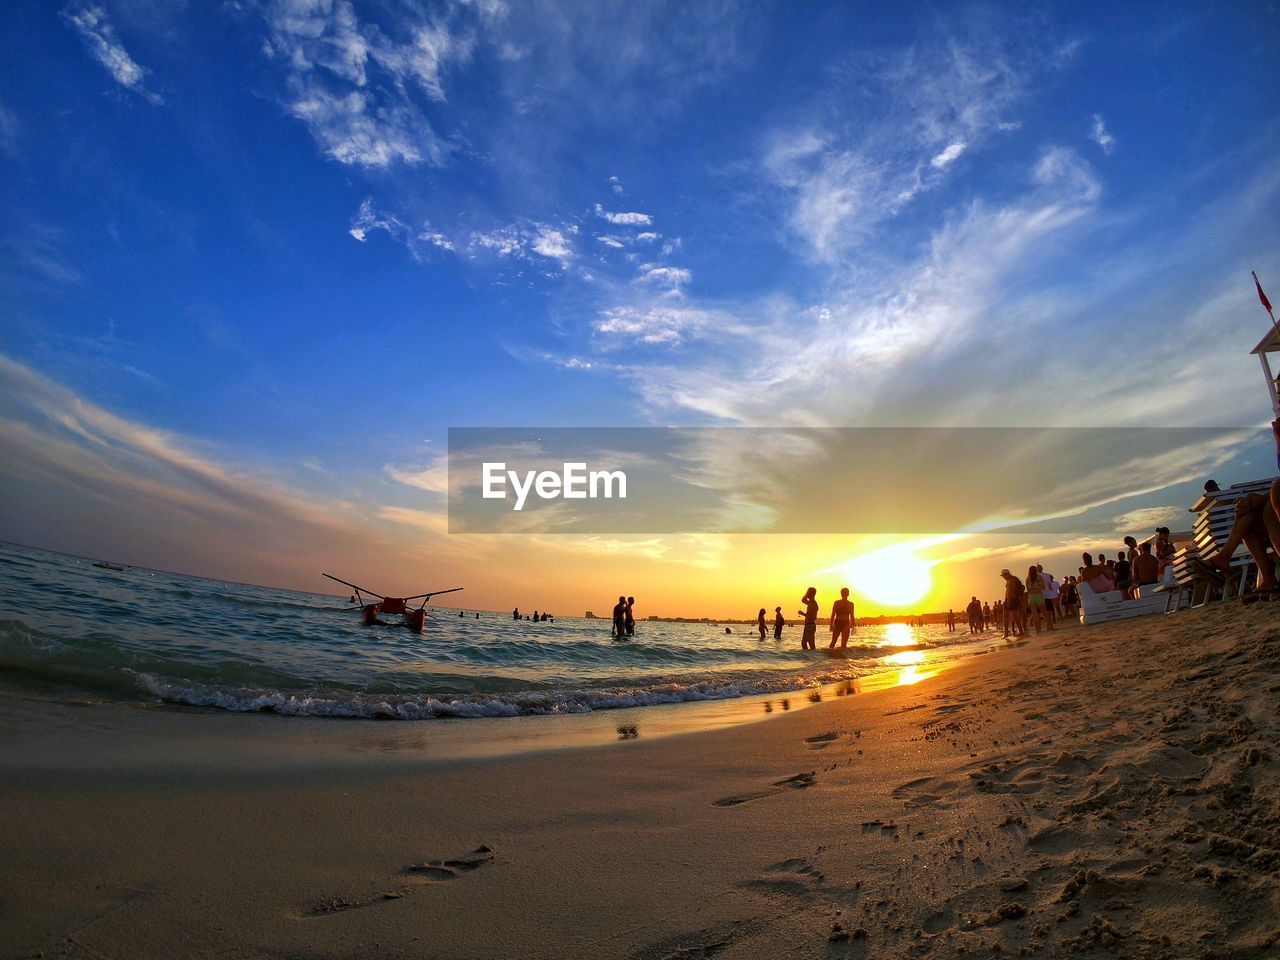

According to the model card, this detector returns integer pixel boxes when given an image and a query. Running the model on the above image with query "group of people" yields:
[512,607,553,622]
[976,525,1179,638]
[611,596,636,637]
[749,587,856,651]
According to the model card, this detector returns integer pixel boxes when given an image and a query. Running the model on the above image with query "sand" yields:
[2,605,1278,959]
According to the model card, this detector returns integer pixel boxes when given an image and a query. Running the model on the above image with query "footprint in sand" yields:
[739,858,828,900]
[891,775,963,809]
[805,731,840,750]
[299,845,494,917]
[404,847,495,883]
[712,771,817,807]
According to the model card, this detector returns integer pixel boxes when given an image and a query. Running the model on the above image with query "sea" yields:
[0,542,1011,722]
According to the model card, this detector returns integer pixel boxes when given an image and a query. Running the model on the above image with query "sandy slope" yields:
[1,605,1278,959]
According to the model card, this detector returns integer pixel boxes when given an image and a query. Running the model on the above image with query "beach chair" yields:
[1077,581,1173,625]
[1179,477,1277,605]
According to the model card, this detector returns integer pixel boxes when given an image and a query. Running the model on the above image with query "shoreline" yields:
[0,631,1021,768]
[3,605,1277,958]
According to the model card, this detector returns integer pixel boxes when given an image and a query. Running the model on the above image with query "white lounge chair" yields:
[1078,571,1183,625]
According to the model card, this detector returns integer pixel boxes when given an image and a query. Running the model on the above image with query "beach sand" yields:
[2,606,1278,959]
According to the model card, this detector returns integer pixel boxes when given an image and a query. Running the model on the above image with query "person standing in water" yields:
[757,608,767,639]
[611,595,627,637]
[798,587,819,650]
[512,607,520,620]
[773,606,784,639]
[624,597,636,636]
[829,587,855,650]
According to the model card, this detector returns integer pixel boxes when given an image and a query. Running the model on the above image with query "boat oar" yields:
[323,573,385,599]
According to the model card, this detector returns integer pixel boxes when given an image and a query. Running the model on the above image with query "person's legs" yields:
[836,624,850,649]
[1210,494,1264,570]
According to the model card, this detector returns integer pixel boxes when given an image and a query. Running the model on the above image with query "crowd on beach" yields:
[964,525,1179,638]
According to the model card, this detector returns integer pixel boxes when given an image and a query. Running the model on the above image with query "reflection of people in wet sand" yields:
[757,608,767,639]
[612,596,627,637]
[625,597,636,636]
[798,587,818,650]
[773,606,784,640]
[828,588,855,650]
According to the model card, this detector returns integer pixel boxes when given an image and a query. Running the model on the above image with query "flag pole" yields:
[1254,270,1280,340]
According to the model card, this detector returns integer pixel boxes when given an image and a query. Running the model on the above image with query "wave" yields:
[136,673,836,719]
[0,617,912,720]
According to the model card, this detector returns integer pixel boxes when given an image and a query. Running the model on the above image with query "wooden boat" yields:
[323,573,462,634]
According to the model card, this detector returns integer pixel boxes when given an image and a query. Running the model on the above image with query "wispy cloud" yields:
[1090,113,1116,155]
[348,198,454,260]
[763,12,1045,262]
[260,0,476,167]
[61,3,163,105]
[595,203,652,226]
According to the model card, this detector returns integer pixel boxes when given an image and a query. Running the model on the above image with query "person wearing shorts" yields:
[798,587,818,650]
[829,587,855,650]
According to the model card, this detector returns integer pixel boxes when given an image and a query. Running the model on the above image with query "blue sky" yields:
[2,1,1280,611]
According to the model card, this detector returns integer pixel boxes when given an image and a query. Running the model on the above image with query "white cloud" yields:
[531,226,573,262]
[1033,146,1101,202]
[468,221,576,264]
[1090,113,1116,155]
[762,17,1045,262]
[930,141,967,169]
[260,0,475,167]
[348,198,454,260]
[594,305,719,346]
[61,3,163,105]
[594,203,652,226]
[637,265,691,289]
[609,175,624,195]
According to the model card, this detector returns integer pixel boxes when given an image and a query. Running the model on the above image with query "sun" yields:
[842,544,934,609]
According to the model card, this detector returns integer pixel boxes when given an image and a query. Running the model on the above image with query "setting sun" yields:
[843,544,934,609]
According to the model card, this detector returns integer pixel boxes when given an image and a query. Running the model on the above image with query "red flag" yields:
[1256,271,1274,315]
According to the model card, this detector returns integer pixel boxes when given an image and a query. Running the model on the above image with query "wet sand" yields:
[2,606,1278,959]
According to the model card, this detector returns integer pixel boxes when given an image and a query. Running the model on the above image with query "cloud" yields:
[386,454,450,495]
[468,221,576,264]
[348,198,454,260]
[930,141,966,169]
[636,265,691,289]
[260,0,477,167]
[593,305,722,346]
[594,203,652,226]
[531,225,573,262]
[1090,113,1116,155]
[762,11,1050,262]
[61,3,163,105]
[1112,505,1184,532]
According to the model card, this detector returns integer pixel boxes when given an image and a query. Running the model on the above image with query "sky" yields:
[2,0,1280,617]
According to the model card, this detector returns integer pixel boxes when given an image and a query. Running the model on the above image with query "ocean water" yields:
[0,542,1003,720]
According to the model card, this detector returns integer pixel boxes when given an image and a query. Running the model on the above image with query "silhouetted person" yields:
[773,606,784,639]
[612,595,627,637]
[798,587,818,650]
[625,597,635,636]
[757,608,767,639]
[829,588,855,650]
[512,607,520,620]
